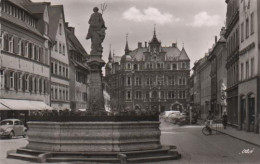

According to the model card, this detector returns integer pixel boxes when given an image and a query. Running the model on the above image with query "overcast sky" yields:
[32,0,226,67]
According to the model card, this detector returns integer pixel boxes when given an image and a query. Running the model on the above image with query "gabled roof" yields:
[1,12,43,37]
[66,28,88,57]
[48,5,64,42]
[179,47,190,61]
[23,3,47,14]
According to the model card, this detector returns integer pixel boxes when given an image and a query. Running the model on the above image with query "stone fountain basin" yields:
[26,121,161,152]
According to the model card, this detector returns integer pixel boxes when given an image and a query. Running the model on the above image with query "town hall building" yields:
[104,30,190,113]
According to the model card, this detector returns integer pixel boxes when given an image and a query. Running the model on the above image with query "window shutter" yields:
[13,37,19,54]
[39,48,43,63]
[29,76,32,92]
[22,75,26,92]
[4,71,10,90]
[14,72,18,90]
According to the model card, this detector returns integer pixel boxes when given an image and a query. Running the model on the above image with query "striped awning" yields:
[0,99,53,111]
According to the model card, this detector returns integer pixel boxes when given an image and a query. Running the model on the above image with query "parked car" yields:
[162,110,180,121]
[0,119,27,139]
[168,112,182,124]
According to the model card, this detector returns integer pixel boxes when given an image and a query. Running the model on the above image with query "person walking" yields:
[222,112,228,129]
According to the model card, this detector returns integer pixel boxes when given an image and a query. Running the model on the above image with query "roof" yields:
[23,3,47,14]
[163,47,181,61]
[1,12,43,37]
[66,28,88,57]
[48,5,64,42]
[179,47,190,61]
[8,0,32,12]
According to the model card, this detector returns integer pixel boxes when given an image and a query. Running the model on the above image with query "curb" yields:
[214,128,260,148]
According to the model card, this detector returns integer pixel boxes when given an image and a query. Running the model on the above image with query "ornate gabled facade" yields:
[48,5,70,110]
[104,30,190,112]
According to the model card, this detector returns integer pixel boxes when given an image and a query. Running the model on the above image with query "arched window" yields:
[134,64,138,70]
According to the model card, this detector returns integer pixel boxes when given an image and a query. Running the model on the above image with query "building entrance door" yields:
[241,96,246,129]
[248,94,255,132]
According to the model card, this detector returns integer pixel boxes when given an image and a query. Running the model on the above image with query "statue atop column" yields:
[86,7,107,56]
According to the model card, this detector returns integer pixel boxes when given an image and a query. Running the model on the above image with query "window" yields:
[241,22,244,42]
[59,23,62,35]
[127,77,131,86]
[241,63,244,80]
[133,64,138,70]
[9,36,13,53]
[146,78,152,85]
[55,42,57,51]
[55,88,58,99]
[246,61,249,79]
[51,62,54,74]
[168,91,174,99]
[62,45,65,55]
[145,91,149,99]
[135,77,141,86]
[182,62,186,69]
[135,91,142,99]
[246,18,249,38]
[251,12,254,34]
[10,72,14,89]
[168,76,174,85]
[0,71,4,89]
[126,91,131,100]
[251,58,254,77]
[127,63,131,69]
[172,63,177,70]
[179,77,182,85]
[66,68,68,78]
[59,43,61,53]
[25,75,29,91]
[54,63,57,74]
[59,65,62,75]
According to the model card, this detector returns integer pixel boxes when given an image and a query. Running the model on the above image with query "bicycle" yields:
[202,120,213,135]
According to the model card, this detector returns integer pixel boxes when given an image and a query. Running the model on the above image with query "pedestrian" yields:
[222,112,228,129]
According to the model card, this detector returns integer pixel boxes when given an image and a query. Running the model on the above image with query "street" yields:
[0,120,259,164]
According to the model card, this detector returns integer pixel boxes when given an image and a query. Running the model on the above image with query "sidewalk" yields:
[198,119,260,147]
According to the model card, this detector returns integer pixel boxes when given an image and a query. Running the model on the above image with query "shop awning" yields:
[0,99,53,111]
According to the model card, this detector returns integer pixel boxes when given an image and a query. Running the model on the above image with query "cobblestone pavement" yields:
[1,121,260,164]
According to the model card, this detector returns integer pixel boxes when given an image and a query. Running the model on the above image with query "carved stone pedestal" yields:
[87,55,105,112]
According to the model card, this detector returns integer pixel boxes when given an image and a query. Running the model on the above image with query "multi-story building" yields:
[238,0,259,133]
[192,60,202,118]
[0,0,52,120]
[225,0,239,126]
[105,30,190,112]
[197,56,211,119]
[208,28,227,119]
[65,23,89,111]
[49,5,70,110]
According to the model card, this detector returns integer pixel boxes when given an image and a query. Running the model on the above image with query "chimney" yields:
[69,27,75,34]
[172,43,177,47]
[145,42,147,48]
[215,36,218,43]
[138,42,142,48]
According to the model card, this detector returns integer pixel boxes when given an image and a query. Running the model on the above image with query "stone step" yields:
[7,152,41,162]
[46,157,119,163]
[17,148,46,156]
[124,147,170,157]
[127,154,181,163]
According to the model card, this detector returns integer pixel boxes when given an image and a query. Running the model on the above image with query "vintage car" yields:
[0,119,27,139]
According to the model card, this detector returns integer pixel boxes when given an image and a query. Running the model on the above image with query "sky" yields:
[32,0,227,67]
